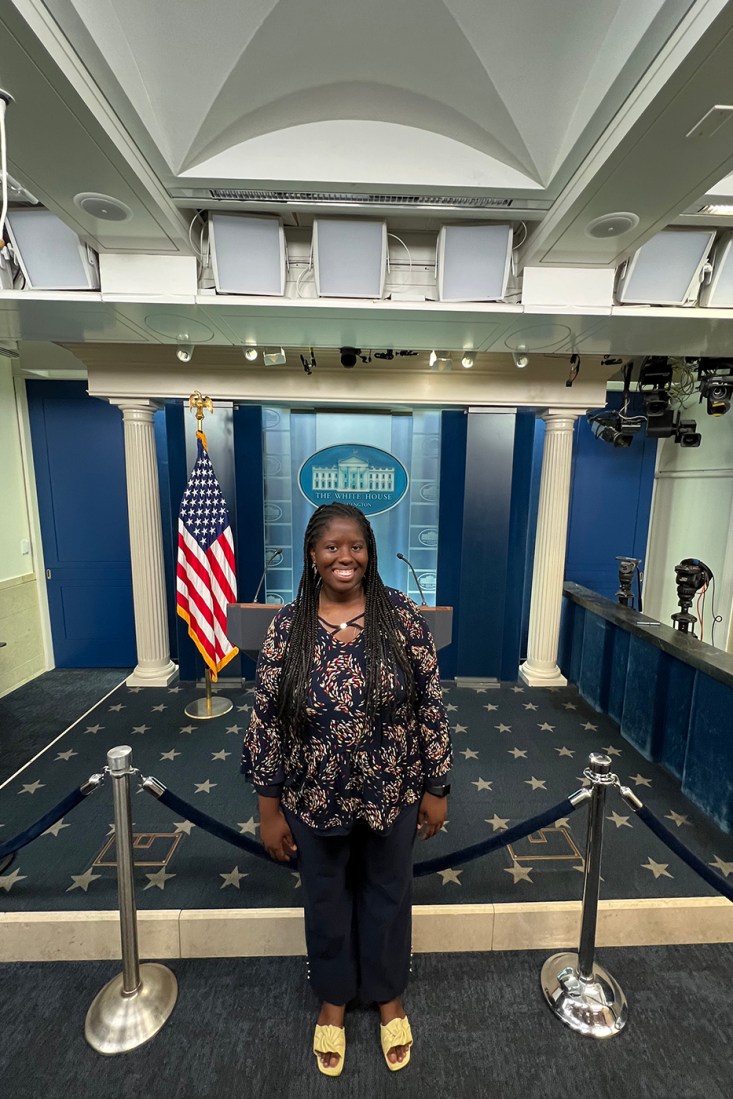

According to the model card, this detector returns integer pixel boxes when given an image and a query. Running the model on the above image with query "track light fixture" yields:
[176,344,194,363]
[243,346,258,361]
[300,348,317,375]
[461,352,475,369]
[263,346,286,366]
[512,350,528,369]
[340,347,360,368]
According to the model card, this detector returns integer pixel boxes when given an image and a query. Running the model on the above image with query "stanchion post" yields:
[85,746,178,1055]
[540,752,628,1038]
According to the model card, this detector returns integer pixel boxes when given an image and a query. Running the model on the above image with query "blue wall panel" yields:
[456,411,516,678]
[682,676,733,832]
[436,411,467,679]
[566,393,656,603]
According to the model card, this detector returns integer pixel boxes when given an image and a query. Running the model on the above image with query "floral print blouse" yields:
[241,587,452,835]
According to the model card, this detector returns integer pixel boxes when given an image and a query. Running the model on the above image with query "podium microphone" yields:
[253,548,283,603]
[396,552,427,605]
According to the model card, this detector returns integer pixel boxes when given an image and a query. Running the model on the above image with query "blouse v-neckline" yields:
[317,610,365,645]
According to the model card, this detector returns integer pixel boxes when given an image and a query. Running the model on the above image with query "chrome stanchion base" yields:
[183,695,233,719]
[541,952,628,1039]
[85,962,178,1054]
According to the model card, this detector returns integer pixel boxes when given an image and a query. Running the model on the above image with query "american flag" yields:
[176,431,238,680]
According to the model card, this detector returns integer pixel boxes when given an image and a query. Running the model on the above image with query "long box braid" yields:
[277,503,416,745]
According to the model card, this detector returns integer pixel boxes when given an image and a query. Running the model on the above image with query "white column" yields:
[519,408,584,687]
[113,400,178,687]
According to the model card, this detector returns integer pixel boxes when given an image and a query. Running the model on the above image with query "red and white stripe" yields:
[176,521,238,679]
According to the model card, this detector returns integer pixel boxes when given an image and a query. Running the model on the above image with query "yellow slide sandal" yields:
[313,1023,346,1077]
[380,1015,413,1072]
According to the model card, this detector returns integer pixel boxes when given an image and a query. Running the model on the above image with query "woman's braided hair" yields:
[277,502,416,741]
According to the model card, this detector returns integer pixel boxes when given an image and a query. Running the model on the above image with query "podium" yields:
[227,603,453,662]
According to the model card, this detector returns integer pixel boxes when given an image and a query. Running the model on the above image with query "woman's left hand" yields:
[417,792,448,840]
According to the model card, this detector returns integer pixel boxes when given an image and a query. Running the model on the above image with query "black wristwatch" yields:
[425,783,451,798]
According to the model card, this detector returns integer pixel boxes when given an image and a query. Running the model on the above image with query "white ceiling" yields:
[5,0,733,363]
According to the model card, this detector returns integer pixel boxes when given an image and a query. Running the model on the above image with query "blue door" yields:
[27,380,136,667]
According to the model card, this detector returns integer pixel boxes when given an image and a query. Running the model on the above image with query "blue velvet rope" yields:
[635,804,733,904]
[155,786,298,869]
[413,795,580,877]
[152,782,582,878]
[0,786,89,860]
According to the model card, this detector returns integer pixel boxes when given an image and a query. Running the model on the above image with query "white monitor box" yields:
[313,218,387,298]
[615,228,716,306]
[699,232,733,308]
[436,223,513,302]
[209,213,286,295]
[5,208,99,290]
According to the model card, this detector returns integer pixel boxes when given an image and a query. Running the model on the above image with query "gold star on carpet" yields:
[603,745,622,756]
[709,855,733,878]
[555,817,571,830]
[563,703,577,710]
[460,748,479,760]
[237,703,251,713]
[55,749,77,761]
[220,866,248,889]
[581,722,598,731]
[168,686,182,693]
[446,703,458,712]
[144,868,176,891]
[665,811,691,828]
[291,872,301,889]
[642,858,672,880]
[437,868,462,885]
[160,749,181,761]
[152,703,167,712]
[212,749,231,761]
[484,703,499,712]
[19,781,45,795]
[555,746,574,758]
[43,818,70,837]
[225,724,243,734]
[508,748,527,759]
[537,722,555,732]
[472,778,493,792]
[67,868,101,893]
[109,703,125,712]
[504,862,533,883]
[485,814,510,832]
[238,818,258,835]
[511,686,524,693]
[0,868,27,892]
[179,725,197,734]
[494,723,511,733]
[131,724,150,734]
[630,774,652,788]
[84,724,104,733]
[523,703,538,711]
[607,811,632,829]
[452,724,468,733]
[194,779,217,794]
[525,776,547,791]
[173,821,195,835]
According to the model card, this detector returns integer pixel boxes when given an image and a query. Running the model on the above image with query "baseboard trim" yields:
[2,897,732,962]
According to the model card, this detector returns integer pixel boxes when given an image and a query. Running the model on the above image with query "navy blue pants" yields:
[283,802,420,1005]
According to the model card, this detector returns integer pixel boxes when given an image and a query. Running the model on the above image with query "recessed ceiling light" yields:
[243,346,258,361]
[461,353,475,369]
[73,192,133,222]
[585,212,639,239]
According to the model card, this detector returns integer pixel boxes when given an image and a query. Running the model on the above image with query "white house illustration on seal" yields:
[311,453,395,492]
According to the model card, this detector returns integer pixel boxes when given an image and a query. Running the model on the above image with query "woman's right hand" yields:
[260,810,298,862]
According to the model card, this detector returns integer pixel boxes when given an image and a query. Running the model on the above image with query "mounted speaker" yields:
[313,219,387,298]
[436,224,513,302]
[209,213,287,296]
[5,208,100,290]
[615,228,716,306]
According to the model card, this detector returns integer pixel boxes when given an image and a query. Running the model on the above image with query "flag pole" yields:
[181,391,235,720]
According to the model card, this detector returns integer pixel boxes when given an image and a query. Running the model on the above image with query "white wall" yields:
[644,412,733,651]
[0,360,32,580]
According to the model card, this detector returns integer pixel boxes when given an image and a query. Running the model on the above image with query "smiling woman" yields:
[241,502,452,1075]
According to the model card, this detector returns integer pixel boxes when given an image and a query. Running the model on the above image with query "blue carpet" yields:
[1,679,732,910]
[1,945,731,1099]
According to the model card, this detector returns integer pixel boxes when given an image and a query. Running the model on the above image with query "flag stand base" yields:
[184,669,234,720]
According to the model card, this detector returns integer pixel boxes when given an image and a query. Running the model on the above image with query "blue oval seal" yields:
[298,443,409,517]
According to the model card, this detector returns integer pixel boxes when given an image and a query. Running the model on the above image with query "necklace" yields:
[318,611,365,635]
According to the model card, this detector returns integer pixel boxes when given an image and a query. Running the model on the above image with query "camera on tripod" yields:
[671,558,712,636]
[616,556,643,610]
